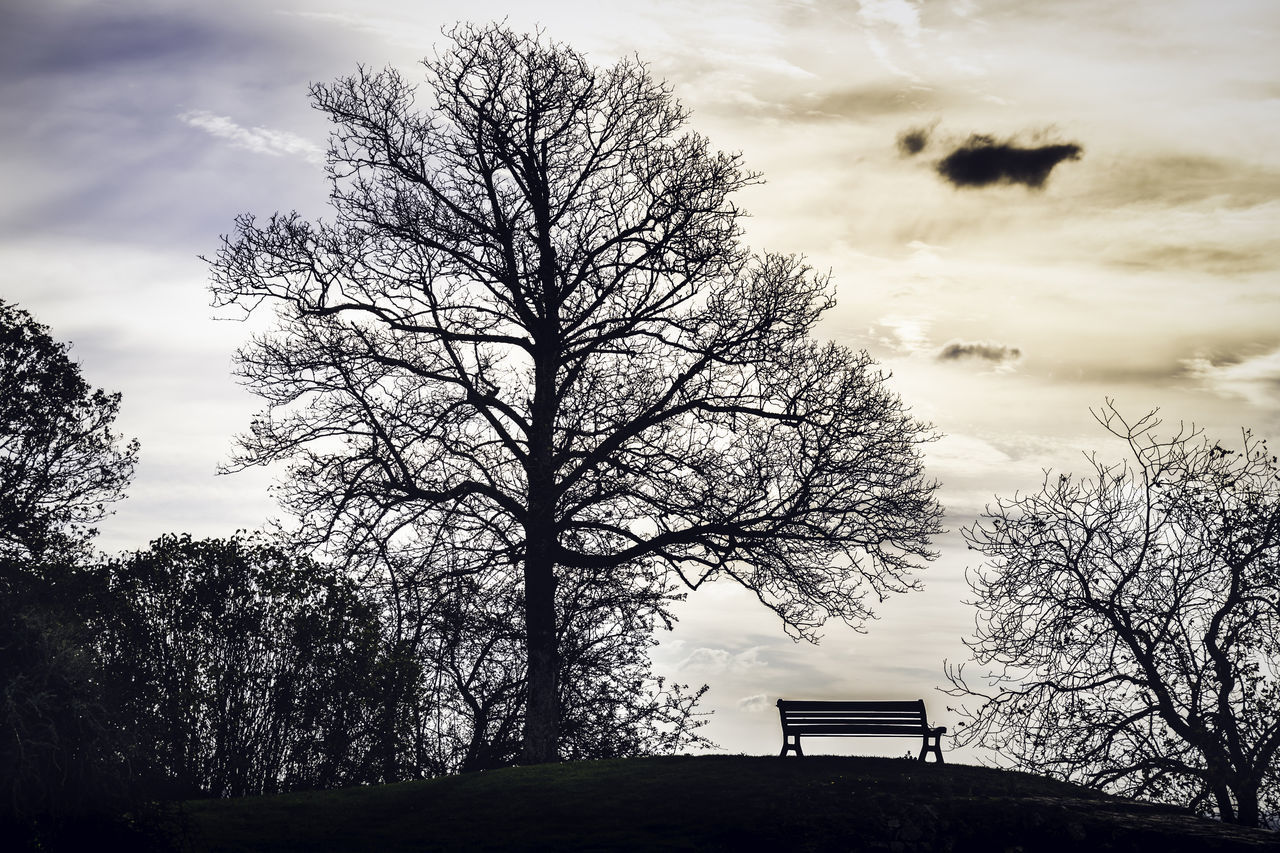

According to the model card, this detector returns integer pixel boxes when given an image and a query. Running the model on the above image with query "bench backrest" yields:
[777,699,930,735]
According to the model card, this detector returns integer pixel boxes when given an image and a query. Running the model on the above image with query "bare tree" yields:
[209,23,942,763]
[946,402,1280,827]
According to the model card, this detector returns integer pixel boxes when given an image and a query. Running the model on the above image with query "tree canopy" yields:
[946,403,1280,826]
[0,300,137,563]
[96,533,388,797]
[209,22,942,762]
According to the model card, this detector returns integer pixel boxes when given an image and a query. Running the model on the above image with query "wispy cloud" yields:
[1185,348,1280,408]
[677,645,771,675]
[1089,198,1280,276]
[776,82,948,122]
[857,0,923,46]
[281,10,444,52]
[179,110,323,164]
[1085,153,1280,210]
[853,0,925,80]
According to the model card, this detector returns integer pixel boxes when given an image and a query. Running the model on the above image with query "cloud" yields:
[1088,196,1280,276]
[1085,153,1280,210]
[937,134,1083,189]
[179,110,323,164]
[857,0,923,45]
[853,0,925,80]
[1185,348,1280,408]
[896,121,936,156]
[282,10,441,51]
[799,82,942,120]
[677,646,770,675]
[1105,243,1276,276]
[928,433,1014,469]
[0,1,236,78]
[736,693,771,712]
[936,339,1022,364]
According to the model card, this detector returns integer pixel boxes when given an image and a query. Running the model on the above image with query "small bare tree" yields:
[946,402,1280,827]
[209,23,942,763]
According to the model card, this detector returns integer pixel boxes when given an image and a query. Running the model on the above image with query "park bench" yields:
[776,699,946,762]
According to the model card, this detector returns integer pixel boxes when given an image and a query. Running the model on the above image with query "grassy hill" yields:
[174,755,1274,852]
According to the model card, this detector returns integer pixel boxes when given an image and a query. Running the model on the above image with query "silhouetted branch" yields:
[945,401,1280,826]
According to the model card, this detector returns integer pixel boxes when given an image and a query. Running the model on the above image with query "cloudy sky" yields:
[3,0,1278,758]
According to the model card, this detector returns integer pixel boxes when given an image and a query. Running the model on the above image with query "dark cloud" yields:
[0,0,264,79]
[896,122,936,157]
[0,0,348,250]
[937,134,1083,189]
[936,340,1022,363]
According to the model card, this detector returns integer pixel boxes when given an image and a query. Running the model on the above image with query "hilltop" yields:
[175,755,1276,851]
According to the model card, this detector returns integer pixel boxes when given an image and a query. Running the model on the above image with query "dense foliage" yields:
[0,559,132,827]
[0,300,137,563]
[96,534,388,797]
[0,302,139,833]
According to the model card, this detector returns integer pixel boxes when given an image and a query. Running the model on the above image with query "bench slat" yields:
[783,717,926,722]
[777,700,922,712]
[784,724,930,735]
[782,712,925,720]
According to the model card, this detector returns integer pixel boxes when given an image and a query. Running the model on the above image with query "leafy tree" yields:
[96,533,389,796]
[946,403,1280,827]
[0,300,137,562]
[0,301,139,832]
[208,23,942,762]
[0,560,131,828]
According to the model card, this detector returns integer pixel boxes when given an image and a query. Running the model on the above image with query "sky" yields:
[3,0,1279,759]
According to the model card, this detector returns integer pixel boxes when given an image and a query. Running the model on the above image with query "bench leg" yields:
[919,732,944,763]
[780,733,804,757]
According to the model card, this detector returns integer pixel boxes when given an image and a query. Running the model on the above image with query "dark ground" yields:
[164,755,1277,852]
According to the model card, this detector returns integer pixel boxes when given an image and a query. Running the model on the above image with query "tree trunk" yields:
[1212,784,1235,824]
[523,273,562,764]
[1231,783,1260,828]
[380,674,401,782]
[522,524,559,763]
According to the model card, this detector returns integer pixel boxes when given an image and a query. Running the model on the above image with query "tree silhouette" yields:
[946,403,1280,827]
[398,540,710,772]
[209,23,942,763]
[0,568,132,828]
[97,533,388,797]
[0,301,139,832]
[0,300,137,563]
